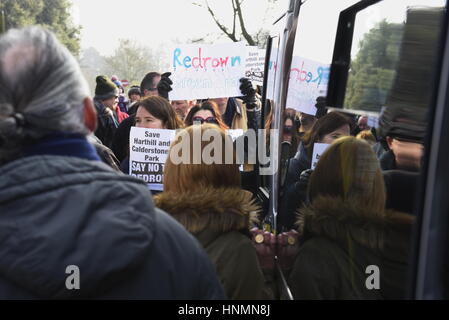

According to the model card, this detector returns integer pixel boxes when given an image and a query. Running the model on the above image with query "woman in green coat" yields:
[288,136,414,299]
[154,124,273,300]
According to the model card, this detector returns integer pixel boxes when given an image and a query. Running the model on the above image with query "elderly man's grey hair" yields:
[0,26,91,165]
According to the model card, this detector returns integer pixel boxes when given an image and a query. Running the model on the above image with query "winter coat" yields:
[115,108,129,124]
[380,149,397,171]
[288,197,414,300]
[154,188,273,300]
[0,155,225,299]
[111,115,135,163]
[383,170,419,215]
[278,142,312,231]
[94,99,119,148]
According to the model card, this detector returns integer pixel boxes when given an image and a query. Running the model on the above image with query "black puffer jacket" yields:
[0,155,225,299]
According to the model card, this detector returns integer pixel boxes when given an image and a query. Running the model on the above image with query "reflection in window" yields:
[345,20,404,112]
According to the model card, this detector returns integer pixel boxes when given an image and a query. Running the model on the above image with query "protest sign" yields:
[368,116,378,128]
[129,127,176,191]
[311,142,330,169]
[286,56,330,116]
[245,47,265,86]
[169,42,246,100]
[266,46,279,100]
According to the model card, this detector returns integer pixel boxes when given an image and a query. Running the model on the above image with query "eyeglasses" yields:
[147,87,158,91]
[192,116,218,125]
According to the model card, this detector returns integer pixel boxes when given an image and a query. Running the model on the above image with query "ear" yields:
[386,136,394,149]
[83,97,97,133]
[143,89,149,97]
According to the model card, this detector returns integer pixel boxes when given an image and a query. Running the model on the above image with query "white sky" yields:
[70,0,289,56]
[70,0,445,60]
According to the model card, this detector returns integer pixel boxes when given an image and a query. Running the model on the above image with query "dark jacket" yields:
[154,188,273,300]
[0,155,225,299]
[383,170,419,215]
[379,149,397,171]
[278,142,311,231]
[111,115,135,163]
[94,99,119,148]
[288,197,414,300]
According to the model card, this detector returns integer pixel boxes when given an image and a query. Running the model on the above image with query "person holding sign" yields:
[184,100,229,130]
[111,71,164,163]
[288,137,413,299]
[210,77,261,131]
[278,112,352,231]
[154,124,273,300]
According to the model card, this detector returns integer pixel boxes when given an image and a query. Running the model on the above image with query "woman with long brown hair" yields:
[154,124,272,300]
[278,111,353,231]
[120,96,184,174]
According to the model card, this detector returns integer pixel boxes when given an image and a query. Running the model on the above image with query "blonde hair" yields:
[309,136,386,212]
[356,130,376,145]
[163,124,241,193]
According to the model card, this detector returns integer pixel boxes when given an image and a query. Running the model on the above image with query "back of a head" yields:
[140,72,161,92]
[309,136,386,212]
[164,124,241,193]
[0,26,90,165]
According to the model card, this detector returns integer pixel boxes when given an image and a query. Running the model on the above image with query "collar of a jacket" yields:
[22,132,101,162]
[153,187,260,235]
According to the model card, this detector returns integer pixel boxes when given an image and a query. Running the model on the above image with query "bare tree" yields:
[193,0,278,47]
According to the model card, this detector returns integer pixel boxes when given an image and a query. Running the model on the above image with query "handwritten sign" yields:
[129,127,176,191]
[287,56,330,116]
[169,42,246,100]
[245,47,265,86]
[311,142,330,169]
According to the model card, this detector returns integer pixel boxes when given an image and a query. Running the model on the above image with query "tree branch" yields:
[234,0,255,45]
[205,0,238,42]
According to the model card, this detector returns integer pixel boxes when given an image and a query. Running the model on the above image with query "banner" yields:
[129,127,176,191]
[169,42,246,100]
[245,47,265,86]
[286,56,330,116]
[311,142,330,169]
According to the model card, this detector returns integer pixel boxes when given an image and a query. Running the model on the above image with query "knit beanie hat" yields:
[95,75,118,100]
[128,85,142,98]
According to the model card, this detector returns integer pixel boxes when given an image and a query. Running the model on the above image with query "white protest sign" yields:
[286,56,330,116]
[169,42,246,100]
[368,116,378,129]
[266,46,279,100]
[245,47,265,86]
[311,142,330,170]
[129,127,176,191]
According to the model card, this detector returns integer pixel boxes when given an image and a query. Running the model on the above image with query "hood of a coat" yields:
[154,187,259,237]
[296,196,414,255]
[0,155,156,298]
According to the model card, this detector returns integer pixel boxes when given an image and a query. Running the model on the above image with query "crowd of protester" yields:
[0,26,423,300]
